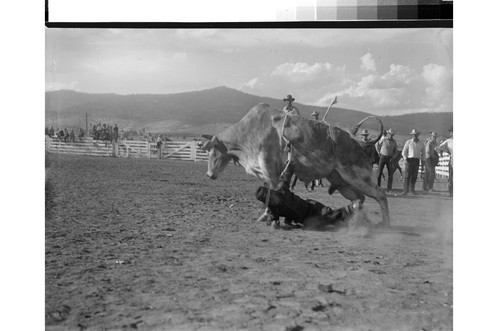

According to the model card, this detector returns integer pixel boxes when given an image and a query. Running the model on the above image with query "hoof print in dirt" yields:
[216,264,228,272]
[46,305,71,324]
[312,303,327,312]
[318,284,346,295]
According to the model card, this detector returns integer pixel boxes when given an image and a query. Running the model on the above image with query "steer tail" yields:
[352,116,384,148]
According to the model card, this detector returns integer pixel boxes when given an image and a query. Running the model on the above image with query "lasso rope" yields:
[264,111,291,212]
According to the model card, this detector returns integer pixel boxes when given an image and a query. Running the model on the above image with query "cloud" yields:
[421,63,452,109]
[46,81,80,91]
[360,52,376,72]
[244,77,259,89]
[271,62,335,83]
[315,61,452,115]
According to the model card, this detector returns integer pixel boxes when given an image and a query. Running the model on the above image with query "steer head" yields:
[201,135,232,180]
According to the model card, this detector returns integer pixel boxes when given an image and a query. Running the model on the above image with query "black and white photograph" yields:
[43,25,455,330]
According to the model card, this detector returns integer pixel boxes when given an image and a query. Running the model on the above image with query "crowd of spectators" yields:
[91,123,119,142]
[46,126,85,142]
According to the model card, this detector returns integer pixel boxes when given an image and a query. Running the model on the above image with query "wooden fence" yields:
[45,137,208,162]
[435,155,451,178]
[45,136,451,177]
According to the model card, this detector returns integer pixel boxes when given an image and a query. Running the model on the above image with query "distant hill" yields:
[45,86,452,140]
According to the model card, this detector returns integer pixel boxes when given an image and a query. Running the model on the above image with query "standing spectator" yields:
[48,126,55,137]
[79,128,85,141]
[96,123,102,140]
[69,129,75,143]
[360,129,378,166]
[63,128,69,142]
[401,129,425,196]
[58,128,64,141]
[113,124,119,142]
[376,128,398,193]
[156,136,163,149]
[360,129,370,142]
[422,132,439,193]
[437,127,453,197]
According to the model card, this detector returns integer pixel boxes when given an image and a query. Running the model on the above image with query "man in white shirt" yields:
[437,127,453,197]
[401,129,425,195]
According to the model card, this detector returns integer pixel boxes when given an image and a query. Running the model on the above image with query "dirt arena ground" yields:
[45,153,452,330]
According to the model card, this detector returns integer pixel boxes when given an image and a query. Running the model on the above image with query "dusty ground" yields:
[45,153,452,331]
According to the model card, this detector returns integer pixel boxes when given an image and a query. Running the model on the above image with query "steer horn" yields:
[352,116,384,147]
[321,96,338,122]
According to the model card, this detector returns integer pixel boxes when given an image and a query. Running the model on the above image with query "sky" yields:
[46,28,452,116]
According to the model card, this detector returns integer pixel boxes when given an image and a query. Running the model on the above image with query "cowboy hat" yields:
[361,129,369,136]
[386,128,395,135]
[429,131,437,137]
[283,94,295,102]
[410,129,420,135]
[311,110,319,117]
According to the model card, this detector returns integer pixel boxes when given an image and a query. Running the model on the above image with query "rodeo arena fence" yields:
[45,136,450,178]
[45,136,209,162]
[432,155,451,178]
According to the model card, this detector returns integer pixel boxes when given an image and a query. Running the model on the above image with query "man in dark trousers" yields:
[401,129,425,195]
[423,131,439,193]
[376,128,398,193]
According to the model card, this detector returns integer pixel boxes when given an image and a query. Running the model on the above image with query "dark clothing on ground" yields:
[255,186,355,225]
[377,155,395,190]
[403,158,420,194]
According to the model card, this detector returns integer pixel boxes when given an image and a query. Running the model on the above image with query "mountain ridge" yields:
[45,86,452,138]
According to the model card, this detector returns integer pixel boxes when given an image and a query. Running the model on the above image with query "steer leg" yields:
[333,166,390,226]
[327,170,365,203]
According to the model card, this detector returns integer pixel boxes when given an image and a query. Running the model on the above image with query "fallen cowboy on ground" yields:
[255,185,365,230]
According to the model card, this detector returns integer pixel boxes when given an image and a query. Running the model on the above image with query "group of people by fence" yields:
[46,126,85,142]
[374,126,453,197]
[90,123,119,142]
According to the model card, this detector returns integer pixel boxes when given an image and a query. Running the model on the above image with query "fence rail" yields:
[435,155,451,178]
[45,136,450,177]
[45,136,208,162]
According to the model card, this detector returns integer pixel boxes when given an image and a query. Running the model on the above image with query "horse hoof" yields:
[271,220,280,229]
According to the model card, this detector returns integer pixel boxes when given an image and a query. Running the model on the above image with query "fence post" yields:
[126,144,129,158]
[159,145,162,159]
[147,143,151,159]
[191,141,197,161]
